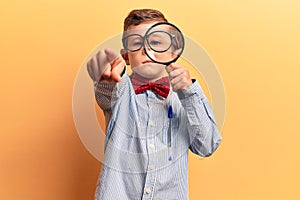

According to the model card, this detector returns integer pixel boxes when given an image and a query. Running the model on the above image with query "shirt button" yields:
[149,144,154,149]
[149,121,154,127]
[149,165,155,170]
[145,188,151,194]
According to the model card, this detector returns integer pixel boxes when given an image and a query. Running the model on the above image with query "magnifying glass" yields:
[122,22,185,66]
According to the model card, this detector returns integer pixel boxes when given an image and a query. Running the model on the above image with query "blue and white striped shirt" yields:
[94,74,221,200]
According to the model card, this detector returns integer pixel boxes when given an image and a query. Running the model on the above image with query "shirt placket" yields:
[142,92,157,200]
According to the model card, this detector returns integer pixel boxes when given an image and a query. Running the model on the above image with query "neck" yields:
[132,72,166,82]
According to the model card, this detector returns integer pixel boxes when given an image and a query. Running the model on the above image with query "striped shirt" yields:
[94,73,222,200]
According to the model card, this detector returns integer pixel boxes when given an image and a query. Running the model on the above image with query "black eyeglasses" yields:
[122,31,179,53]
[122,22,184,65]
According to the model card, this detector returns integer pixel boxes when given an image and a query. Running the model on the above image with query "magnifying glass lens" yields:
[145,22,184,65]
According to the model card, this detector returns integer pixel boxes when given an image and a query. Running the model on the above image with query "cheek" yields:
[128,53,140,67]
[154,52,175,60]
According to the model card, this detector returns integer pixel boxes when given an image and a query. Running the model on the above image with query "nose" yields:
[141,45,151,56]
[141,47,147,55]
[142,46,156,61]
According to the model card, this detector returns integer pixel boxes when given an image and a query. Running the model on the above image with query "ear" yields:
[120,49,130,65]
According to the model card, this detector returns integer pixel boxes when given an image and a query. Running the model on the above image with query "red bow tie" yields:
[130,73,170,98]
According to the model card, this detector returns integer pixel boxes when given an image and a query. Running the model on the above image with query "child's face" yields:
[124,21,174,80]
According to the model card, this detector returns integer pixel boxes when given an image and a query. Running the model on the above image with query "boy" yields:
[87,9,222,200]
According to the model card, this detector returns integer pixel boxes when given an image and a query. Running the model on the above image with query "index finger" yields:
[105,48,121,63]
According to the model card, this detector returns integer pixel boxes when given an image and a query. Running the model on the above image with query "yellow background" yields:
[1,0,300,199]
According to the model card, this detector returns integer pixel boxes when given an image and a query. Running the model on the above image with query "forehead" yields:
[125,21,163,36]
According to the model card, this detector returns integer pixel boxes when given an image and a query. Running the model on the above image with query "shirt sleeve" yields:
[177,80,222,157]
[94,70,129,125]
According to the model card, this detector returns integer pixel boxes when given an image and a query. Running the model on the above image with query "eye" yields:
[132,41,142,46]
[149,40,161,46]
[127,37,143,48]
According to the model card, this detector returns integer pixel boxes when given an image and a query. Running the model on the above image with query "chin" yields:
[132,63,165,80]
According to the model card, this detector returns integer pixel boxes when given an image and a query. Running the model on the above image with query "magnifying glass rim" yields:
[144,22,185,65]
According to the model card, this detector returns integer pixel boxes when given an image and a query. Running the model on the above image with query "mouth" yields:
[142,60,153,64]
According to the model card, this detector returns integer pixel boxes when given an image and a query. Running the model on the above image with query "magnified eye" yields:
[147,31,171,52]
[149,40,162,46]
